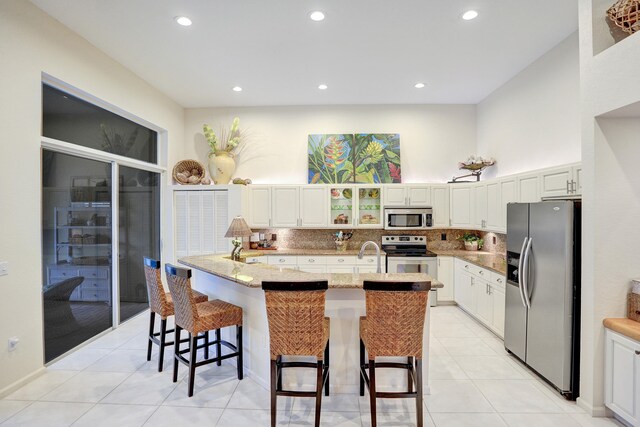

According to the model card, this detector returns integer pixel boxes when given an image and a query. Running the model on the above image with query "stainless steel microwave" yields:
[384,207,433,230]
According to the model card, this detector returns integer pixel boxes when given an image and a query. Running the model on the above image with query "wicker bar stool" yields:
[359,280,430,427]
[262,281,330,427]
[165,264,243,397]
[143,257,209,372]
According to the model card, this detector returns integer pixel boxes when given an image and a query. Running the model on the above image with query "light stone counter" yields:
[430,249,507,275]
[177,253,438,395]
[178,253,442,289]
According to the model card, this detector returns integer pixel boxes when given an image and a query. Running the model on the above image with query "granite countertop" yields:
[603,318,640,342]
[178,254,442,290]
[239,249,386,257]
[430,249,507,275]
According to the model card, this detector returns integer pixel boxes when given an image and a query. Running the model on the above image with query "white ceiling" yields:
[31,0,578,108]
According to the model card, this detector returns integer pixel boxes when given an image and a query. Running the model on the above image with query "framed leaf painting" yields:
[308,133,401,183]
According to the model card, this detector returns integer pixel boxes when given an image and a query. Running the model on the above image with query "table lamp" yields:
[225,216,253,261]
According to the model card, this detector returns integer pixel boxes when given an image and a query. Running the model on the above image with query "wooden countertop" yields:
[178,254,442,290]
[603,318,640,342]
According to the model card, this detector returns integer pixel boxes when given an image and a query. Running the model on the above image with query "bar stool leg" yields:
[359,339,365,397]
[407,356,414,393]
[276,356,282,391]
[314,359,324,427]
[270,359,277,427]
[216,329,222,366]
[236,325,243,380]
[173,325,181,383]
[188,333,197,397]
[324,340,330,396]
[158,318,168,372]
[416,359,423,427]
[369,359,377,427]
[147,311,156,361]
[204,331,209,359]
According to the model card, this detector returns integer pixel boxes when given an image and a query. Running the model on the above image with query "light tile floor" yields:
[0,306,624,426]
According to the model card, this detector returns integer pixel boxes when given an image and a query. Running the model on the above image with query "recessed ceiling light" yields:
[414,83,425,89]
[462,10,479,20]
[175,16,192,26]
[318,84,328,90]
[232,86,243,92]
[310,11,325,21]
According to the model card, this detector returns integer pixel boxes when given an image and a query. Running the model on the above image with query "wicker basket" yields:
[172,160,205,185]
[607,0,640,34]
[628,293,640,322]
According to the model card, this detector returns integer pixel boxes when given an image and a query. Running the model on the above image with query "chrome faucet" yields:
[358,241,382,273]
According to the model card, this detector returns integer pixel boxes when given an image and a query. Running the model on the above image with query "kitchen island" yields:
[178,253,442,394]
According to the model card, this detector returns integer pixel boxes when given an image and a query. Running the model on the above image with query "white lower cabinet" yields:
[605,329,640,426]
[454,258,506,338]
[264,255,386,274]
[436,256,454,302]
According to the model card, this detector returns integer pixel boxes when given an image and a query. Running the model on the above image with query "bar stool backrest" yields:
[143,257,169,317]
[262,281,329,360]
[362,281,430,358]
[164,264,198,331]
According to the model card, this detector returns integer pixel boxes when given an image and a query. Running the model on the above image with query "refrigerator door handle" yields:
[522,237,533,309]
[517,237,528,308]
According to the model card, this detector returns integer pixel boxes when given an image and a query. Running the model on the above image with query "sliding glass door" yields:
[42,151,114,362]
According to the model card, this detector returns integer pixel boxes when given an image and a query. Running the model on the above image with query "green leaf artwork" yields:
[308,133,401,183]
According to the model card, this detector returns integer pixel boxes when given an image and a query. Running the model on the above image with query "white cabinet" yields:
[498,178,517,231]
[248,186,271,228]
[486,181,501,230]
[539,163,581,198]
[271,186,299,228]
[174,190,229,258]
[454,258,506,338]
[517,173,540,203]
[300,186,328,227]
[431,185,450,228]
[450,185,473,228]
[436,256,454,302]
[605,328,640,426]
[473,184,487,229]
[383,185,430,206]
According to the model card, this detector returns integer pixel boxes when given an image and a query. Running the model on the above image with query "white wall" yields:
[0,0,184,393]
[184,105,477,184]
[578,0,640,416]
[477,32,581,179]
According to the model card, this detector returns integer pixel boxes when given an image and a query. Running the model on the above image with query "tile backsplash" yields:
[252,228,506,254]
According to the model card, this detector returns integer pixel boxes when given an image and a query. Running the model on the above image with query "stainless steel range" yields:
[382,235,438,306]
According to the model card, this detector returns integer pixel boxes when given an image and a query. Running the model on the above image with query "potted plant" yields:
[460,232,484,251]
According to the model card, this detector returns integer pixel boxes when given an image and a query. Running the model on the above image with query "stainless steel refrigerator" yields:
[505,201,581,399]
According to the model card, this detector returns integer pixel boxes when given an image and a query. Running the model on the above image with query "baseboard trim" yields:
[576,397,608,417]
[0,367,46,399]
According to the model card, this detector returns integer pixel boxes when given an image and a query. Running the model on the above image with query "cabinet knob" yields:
[309,259,315,263]
[338,259,344,263]
[479,270,484,275]
[464,265,469,269]
[368,259,373,263]
[497,278,503,283]
[279,259,285,263]
[636,350,640,356]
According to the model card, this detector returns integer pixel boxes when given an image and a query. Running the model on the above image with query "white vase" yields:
[208,151,236,184]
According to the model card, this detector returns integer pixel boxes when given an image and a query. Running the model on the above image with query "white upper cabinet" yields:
[473,184,487,229]
[382,185,430,206]
[539,166,574,198]
[248,186,271,228]
[517,172,540,203]
[271,186,300,228]
[431,185,450,228]
[486,181,501,230]
[299,186,328,227]
[498,178,517,231]
[450,184,473,228]
[407,185,431,206]
[383,185,407,206]
[538,163,581,198]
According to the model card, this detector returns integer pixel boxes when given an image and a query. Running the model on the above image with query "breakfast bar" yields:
[178,253,443,394]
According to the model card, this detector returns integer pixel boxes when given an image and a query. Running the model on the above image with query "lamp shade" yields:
[225,216,253,238]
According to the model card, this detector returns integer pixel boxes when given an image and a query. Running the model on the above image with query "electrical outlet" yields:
[493,236,497,245]
[440,233,447,241]
[0,261,8,276]
[8,337,19,352]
